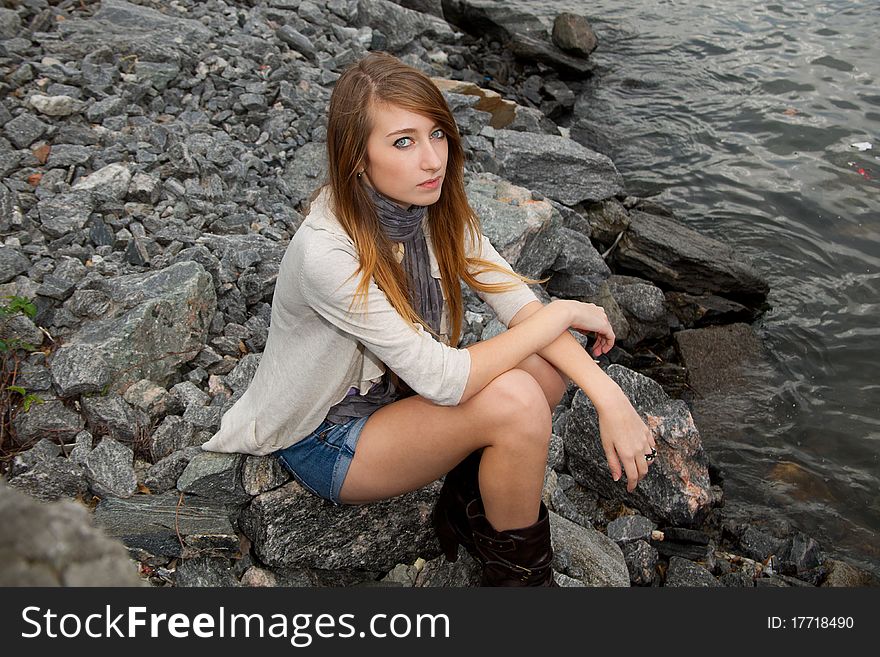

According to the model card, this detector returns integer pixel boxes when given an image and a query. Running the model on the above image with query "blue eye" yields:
[393,137,413,149]
[431,129,446,139]
[393,129,446,149]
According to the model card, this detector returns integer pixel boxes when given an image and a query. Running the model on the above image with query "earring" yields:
[357,170,364,178]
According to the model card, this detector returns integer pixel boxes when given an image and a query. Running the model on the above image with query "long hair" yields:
[321,51,548,346]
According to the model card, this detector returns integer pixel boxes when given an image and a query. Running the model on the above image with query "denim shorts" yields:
[273,415,370,506]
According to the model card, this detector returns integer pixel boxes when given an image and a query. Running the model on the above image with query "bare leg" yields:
[339,355,567,531]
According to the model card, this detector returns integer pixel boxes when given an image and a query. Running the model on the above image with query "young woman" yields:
[203,52,657,587]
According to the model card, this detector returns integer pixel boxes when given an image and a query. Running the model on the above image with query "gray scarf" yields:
[366,185,444,339]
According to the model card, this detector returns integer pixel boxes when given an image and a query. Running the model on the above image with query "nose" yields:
[421,140,443,172]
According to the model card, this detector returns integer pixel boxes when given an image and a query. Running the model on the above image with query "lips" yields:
[418,176,441,186]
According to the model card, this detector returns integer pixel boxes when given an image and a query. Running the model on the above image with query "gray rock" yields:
[37,192,96,238]
[353,0,455,51]
[621,540,658,586]
[720,571,755,587]
[225,353,261,393]
[674,323,770,396]
[552,12,598,58]
[7,458,89,502]
[134,61,180,92]
[144,446,202,494]
[93,490,240,558]
[0,312,43,348]
[29,94,86,117]
[276,26,316,60]
[0,245,31,284]
[549,510,630,586]
[281,141,328,209]
[122,378,170,419]
[414,550,482,587]
[506,104,559,135]
[242,455,291,496]
[0,480,143,586]
[170,380,211,410]
[50,343,112,396]
[665,556,721,587]
[72,162,132,204]
[564,364,714,526]
[85,95,125,123]
[177,451,249,502]
[4,112,49,149]
[36,274,77,301]
[83,436,138,498]
[175,556,240,587]
[70,430,93,465]
[240,479,443,571]
[494,129,624,205]
[128,172,161,204]
[10,438,63,477]
[150,415,196,461]
[614,209,769,304]
[12,399,85,447]
[606,275,670,347]
[464,172,558,273]
[777,532,824,576]
[57,261,216,391]
[606,514,656,544]
[0,7,21,39]
[80,393,149,444]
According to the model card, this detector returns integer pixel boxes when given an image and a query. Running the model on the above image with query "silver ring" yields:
[645,448,657,462]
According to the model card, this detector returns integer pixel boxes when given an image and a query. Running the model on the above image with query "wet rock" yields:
[614,209,769,305]
[552,12,598,58]
[564,364,714,526]
[776,531,824,577]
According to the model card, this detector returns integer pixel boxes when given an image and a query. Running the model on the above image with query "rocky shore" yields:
[0,0,875,587]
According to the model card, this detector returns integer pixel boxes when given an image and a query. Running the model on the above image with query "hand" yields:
[564,300,615,357]
[596,392,657,493]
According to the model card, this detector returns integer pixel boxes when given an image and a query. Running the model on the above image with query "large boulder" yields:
[563,365,715,527]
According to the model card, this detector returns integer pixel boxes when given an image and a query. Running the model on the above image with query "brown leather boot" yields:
[431,450,484,564]
[466,498,558,587]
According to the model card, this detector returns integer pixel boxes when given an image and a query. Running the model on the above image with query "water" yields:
[501,0,880,575]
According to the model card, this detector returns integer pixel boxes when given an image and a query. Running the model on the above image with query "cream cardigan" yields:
[201,187,539,456]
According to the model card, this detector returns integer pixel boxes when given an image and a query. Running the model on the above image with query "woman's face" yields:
[362,102,448,210]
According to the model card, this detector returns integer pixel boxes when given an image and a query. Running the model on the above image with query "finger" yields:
[636,450,648,481]
[603,443,623,482]
[647,429,657,450]
[622,457,639,493]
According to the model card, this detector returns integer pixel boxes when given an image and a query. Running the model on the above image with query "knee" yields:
[484,369,552,442]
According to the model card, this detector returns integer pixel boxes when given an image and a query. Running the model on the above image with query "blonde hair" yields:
[321,51,548,345]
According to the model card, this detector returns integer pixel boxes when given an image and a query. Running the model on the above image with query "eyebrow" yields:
[385,124,442,138]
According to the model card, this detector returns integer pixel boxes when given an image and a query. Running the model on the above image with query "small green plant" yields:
[1,295,46,463]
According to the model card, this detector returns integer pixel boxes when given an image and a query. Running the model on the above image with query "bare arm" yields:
[460,299,573,404]
[506,300,657,492]
[507,301,624,412]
